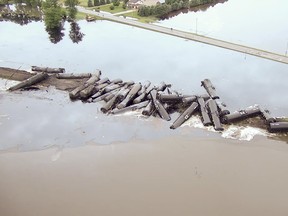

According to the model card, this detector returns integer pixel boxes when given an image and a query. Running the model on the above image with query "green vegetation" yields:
[42,0,65,29]
[84,0,129,14]
[95,3,129,13]
[123,11,158,23]
[65,0,79,19]
[75,11,88,19]
[112,0,119,6]
[43,7,63,29]
[0,0,8,5]
[42,0,66,43]
[86,0,104,6]
[87,0,93,6]
[75,0,89,6]
[138,0,217,18]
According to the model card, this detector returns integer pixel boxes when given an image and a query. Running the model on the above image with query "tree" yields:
[94,0,100,6]
[112,0,120,6]
[43,0,59,9]
[154,3,171,17]
[143,6,151,16]
[43,7,63,28]
[43,0,65,29]
[138,6,146,16]
[87,0,93,7]
[110,5,114,10]
[182,0,189,9]
[190,0,200,7]
[0,0,9,5]
[138,5,156,16]
[25,0,42,7]
[14,0,23,4]
[171,2,180,10]
[67,6,77,19]
[42,0,65,43]
[65,0,79,7]
[100,0,105,4]
[122,2,126,9]
[106,0,110,3]
[64,0,79,19]
[165,0,173,4]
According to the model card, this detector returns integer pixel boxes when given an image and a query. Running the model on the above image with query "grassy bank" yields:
[75,11,89,20]
[95,3,129,14]
[123,11,157,23]
[61,0,156,22]
[78,0,129,14]
[77,0,90,7]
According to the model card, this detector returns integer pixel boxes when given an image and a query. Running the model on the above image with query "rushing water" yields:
[0,0,288,150]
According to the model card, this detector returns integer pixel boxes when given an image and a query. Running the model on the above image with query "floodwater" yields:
[1,137,288,216]
[158,0,288,54]
[0,83,188,151]
[1,2,288,215]
[0,0,287,146]
[0,0,288,149]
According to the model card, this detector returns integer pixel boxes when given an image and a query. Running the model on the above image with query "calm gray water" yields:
[0,1,288,150]
[157,0,288,54]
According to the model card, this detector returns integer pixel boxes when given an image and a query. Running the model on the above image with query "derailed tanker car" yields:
[7,66,288,134]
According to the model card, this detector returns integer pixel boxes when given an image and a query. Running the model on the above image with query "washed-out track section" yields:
[7,66,288,133]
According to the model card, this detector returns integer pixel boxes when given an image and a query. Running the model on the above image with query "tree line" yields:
[87,0,128,9]
[138,0,217,18]
[88,0,107,7]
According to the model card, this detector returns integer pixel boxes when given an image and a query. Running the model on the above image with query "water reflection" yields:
[46,24,65,44]
[1,20,287,115]
[0,4,41,25]
[157,0,288,54]
[161,0,228,20]
[69,21,85,43]
[0,4,84,44]
[46,21,85,44]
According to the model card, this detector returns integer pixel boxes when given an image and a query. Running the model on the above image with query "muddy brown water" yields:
[1,137,288,216]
